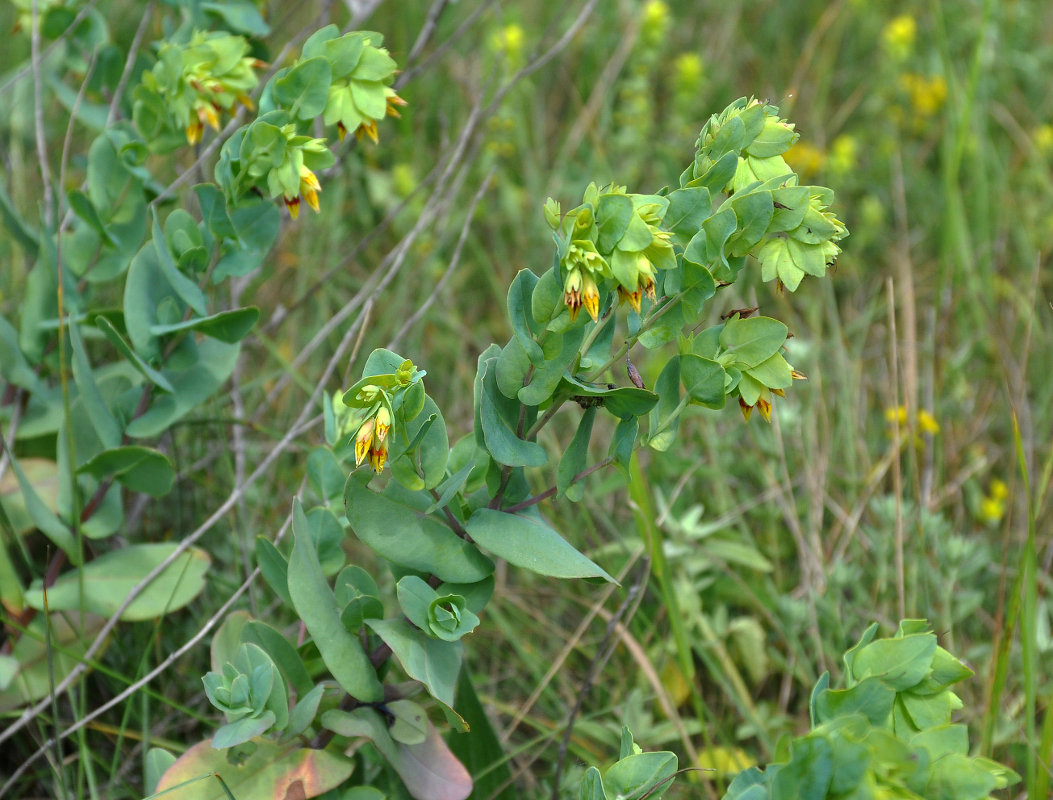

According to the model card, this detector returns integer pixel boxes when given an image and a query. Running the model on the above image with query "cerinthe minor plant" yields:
[0,7,1017,800]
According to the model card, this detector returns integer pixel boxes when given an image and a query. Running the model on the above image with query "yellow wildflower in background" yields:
[489,23,525,66]
[827,135,858,176]
[784,141,825,179]
[917,409,940,435]
[978,479,1008,524]
[900,73,948,117]
[882,14,917,61]
[1034,124,1053,155]
[884,405,908,426]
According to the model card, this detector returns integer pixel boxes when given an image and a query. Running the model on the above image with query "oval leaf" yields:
[466,508,614,582]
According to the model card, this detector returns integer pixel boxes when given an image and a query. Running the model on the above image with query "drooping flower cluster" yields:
[544,183,676,322]
[336,358,427,473]
[297,28,407,144]
[236,118,335,218]
[134,31,262,147]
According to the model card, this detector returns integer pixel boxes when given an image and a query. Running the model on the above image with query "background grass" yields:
[1,0,1051,797]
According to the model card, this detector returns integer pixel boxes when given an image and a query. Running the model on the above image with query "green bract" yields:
[298,26,406,142]
[134,31,261,151]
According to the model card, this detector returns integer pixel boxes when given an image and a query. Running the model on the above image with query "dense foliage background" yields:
[1,0,1051,797]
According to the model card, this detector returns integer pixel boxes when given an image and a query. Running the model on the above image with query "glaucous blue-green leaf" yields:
[0,313,39,391]
[595,193,634,253]
[851,632,937,691]
[518,324,585,407]
[531,267,565,327]
[346,478,493,583]
[663,186,711,246]
[769,185,810,232]
[241,620,314,699]
[274,57,332,119]
[581,767,607,800]
[495,335,532,400]
[148,307,259,344]
[388,395,448,490]
[728,190,773,256]
[77,445,175,497]
[365,618,462,707]
[746,352,793,390]
[125,339,240,437]
[306,446,345,505]
[94,317,174,392]
[507,269,544,365]
[288,499,383,703]
[557,406,596,501]
[719,315,787,369]
[24,543,209,620]
[693,151,739,194]
[466,508,614,582]
[151,211,207,316]
[680,354,725,408]
[476,357,546,467]
[194,183,236,240]
[646,356,682,452]
[306,506,346,576]
[557,374,658,420]
[283,683,326,742]
[812,675,896,726]
[397,576,480,642]
[335,565,385,632]
[68,320,121,448]
[255,536,292,608]
[3,452,79,563]
[200,0,270,35]
[603,752,678,800]
[123,241,171,361]
[387,699,429,746]
[770,734,833,800]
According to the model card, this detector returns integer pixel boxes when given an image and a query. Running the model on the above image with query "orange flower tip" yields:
[337,122,348,142]
[738,396,753,422]
[355,120,379,144]
[771,388,786,398]
[758,398,772,423]
[237,93,256,111]
[791,369,807,380]
[303,190,320,214]
[583,292,600,321]
[284,196,301,219]
[300,169,321,192]
[369,444,388,472]
[252,59,269,69]
[617,286,642,314]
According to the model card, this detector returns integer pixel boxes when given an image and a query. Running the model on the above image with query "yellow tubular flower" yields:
[355,119,379,144]
[581,272,600,321]
[617,285,642,314]
[369,441,388,473]
[374,407,391,442]
[299,166,322,214]
[564,269,584,321]
[354,418,376,467]
[386,91,408,118]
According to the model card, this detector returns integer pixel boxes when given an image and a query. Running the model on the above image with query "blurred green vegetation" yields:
[1,0,1051,797]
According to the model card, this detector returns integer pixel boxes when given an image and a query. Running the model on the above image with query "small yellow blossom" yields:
[489,24,525,64]
[978,496,1005,524]
[882,15,917,61]
[673,53,705,95]
[917,409,940,435]
[1034,124,1053,155]
[885,405,909,426]
[784,141,825,179]
[989,478,1008,501]
[900,73,948,117]
[827,135,858,175]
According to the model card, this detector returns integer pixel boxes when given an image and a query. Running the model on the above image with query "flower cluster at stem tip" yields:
[136,31,262,145]
[545,183,676,322]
